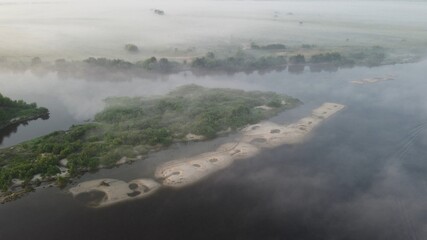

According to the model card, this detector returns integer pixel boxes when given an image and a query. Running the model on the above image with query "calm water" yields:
[1,61,427,239]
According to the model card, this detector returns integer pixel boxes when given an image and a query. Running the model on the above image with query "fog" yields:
[0,0,426,61]
[1,1,427,239]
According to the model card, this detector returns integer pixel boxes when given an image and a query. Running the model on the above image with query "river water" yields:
[1,61,427,239]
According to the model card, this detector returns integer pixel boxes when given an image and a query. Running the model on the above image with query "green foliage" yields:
[138,57,157,70]
[84,57,134,69]
[191,52,287,73]
[348,46,386,67]
[267,97,283,108]
[310,52,342,64]
[56,176,69,189]
[306,52,356,68]
[136,57,175,73]
[0,93,49,129]
[251,42,286,50]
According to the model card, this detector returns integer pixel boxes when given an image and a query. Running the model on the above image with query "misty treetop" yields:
[250,42,287,50]
[190,51,288,73]
[0,85,300,191]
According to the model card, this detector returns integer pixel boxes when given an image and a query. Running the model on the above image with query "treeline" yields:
[0,93,49,129]
[0,46,391,80]
[53,57,181,81]
[251,43,287,50]
[191,52,288,73]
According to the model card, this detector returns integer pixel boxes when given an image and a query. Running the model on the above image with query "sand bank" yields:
[155,142,261,188]
[69,178,160,207]
[241,103,344,147]
[156,102,344,188]
[351,75,394,85]
[155,152,234,187]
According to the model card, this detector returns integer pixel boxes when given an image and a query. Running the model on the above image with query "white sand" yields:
[217,142,261,160]
[351,75,395,85]
[241,103,344,148]
[185,133,206,141]
[156,102,345,188]
[69,178,161,208]
[116,156,128,165]
[254,105,273,111]
[155,152,234,187]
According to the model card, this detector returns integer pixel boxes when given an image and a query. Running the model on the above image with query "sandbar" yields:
[69,178,160,207]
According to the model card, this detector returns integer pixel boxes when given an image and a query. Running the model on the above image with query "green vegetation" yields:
[0,85,300,192]
[308,52,353,66]
[0,93,49,130]
[191,51,287,73]
[251,42,286,50]
[347,46,387,67]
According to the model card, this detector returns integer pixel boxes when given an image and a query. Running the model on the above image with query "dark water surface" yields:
[1,61,427,239]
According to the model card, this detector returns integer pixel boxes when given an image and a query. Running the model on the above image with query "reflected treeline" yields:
[0,123,20,145]
[0,114,49,146]
[0,46,403,81]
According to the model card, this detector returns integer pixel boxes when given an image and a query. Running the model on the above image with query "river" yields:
[1,61,427,239]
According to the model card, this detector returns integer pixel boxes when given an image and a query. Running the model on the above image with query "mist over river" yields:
[0,60,427,239]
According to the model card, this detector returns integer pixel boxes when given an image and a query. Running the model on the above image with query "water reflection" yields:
[0,114,49,145]
[0,60,427,240]
[288,64,305,74]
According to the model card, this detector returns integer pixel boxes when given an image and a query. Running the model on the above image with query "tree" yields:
[124,44,139,53]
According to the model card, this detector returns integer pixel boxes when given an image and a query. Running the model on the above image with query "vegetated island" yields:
[70,102,345,208]
[0,93,49,131]
[0,85,301,203]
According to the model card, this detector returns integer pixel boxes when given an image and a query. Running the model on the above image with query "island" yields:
[0,93,49,131]
[70,102,345,208]
[0,85,301,203]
